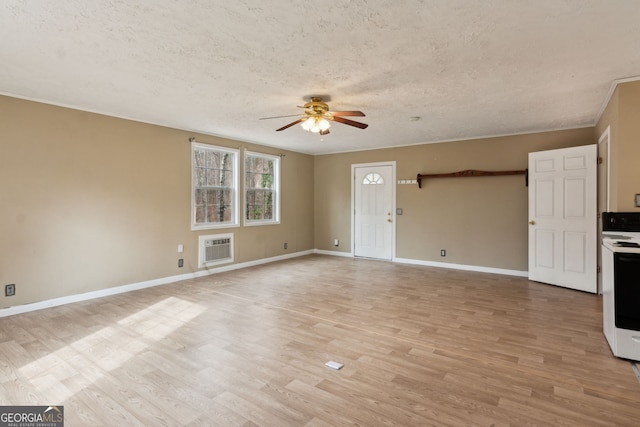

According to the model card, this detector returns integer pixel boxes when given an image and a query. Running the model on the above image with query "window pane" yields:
[195,206,206,223]
[245,153,278,223]
[206,206,219,223]
[205,150,216,168]
[249,205,263,220]
[205,189,218,205]
[195,189,205,205]
[205,169,217,186]
[222,170,233,186]
[192,143,237,227]
[194,150,205,167]
[363,172,384,185]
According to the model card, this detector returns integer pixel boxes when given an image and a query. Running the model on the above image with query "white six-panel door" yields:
[353,164,394,260]
[528,145,597,293]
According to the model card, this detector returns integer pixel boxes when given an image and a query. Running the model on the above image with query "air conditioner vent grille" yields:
[199,233,233,268]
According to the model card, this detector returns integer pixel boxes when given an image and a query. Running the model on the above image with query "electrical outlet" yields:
[178,259,184,268]
[284,242,288,249]
[5,284,15,297]
[334,239,339,247]
[440,249,446,257]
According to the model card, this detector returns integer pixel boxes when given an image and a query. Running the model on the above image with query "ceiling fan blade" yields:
[259,114,302,120]
[320,129,330,136]
[276,118,305,131]
[332,116,368,129]
[330,111,366,117]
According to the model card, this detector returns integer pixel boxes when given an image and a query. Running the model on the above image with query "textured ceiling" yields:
[2,1,640,155]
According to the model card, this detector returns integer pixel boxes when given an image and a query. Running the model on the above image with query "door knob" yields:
[529,220,535,225]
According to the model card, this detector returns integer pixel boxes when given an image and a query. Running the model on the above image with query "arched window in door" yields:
[362,172,384,185]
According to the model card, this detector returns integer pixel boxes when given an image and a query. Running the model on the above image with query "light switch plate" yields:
[635,194,640,207]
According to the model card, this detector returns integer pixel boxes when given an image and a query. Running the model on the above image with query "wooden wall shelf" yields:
[416,169,528,188]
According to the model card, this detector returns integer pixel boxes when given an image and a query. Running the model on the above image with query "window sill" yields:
[191,223,239,231]
[243,220,280,227]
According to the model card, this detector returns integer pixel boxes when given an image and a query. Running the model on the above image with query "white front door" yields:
[353,164,394,260]
[528,145,597,293]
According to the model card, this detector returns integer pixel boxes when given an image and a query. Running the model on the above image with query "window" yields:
[245,151,280,225]
[362,172,384,185]
[191,142,239,229]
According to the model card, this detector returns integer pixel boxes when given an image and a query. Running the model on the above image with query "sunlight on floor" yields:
[19,297,206,402]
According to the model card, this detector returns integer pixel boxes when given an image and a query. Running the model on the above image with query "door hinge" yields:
[597,265,602,274]
[598,156,603,165]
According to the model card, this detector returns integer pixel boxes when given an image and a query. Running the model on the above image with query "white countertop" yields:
[602,233,640,253]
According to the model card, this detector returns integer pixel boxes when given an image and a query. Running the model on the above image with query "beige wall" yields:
[596,80,640,212]
[596,86,619,211]
[314,128,594,271]
[616,81,640,211]
[0,96,314,308]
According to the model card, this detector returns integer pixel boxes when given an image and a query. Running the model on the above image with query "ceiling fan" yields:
[260,96,368,135]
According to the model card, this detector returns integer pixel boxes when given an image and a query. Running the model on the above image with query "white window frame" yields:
[191,142,239,230]
[244,151,280,226]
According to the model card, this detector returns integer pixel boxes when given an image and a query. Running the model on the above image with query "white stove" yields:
[602,232,640,252]
[602,213,640,362]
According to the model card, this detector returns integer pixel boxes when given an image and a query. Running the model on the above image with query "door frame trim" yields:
[598,126,611,212]
[351,161,397,260]
[597,126,611,295]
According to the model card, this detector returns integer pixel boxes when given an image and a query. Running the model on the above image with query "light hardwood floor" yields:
[1,255,639,426]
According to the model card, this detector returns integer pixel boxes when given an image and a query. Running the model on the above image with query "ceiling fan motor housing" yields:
[304,97,331,117]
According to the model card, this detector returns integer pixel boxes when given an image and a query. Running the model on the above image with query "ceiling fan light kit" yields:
[265,96,368,136]
[300,116,331,133]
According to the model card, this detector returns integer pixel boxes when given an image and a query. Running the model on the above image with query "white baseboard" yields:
[0,249,315,318]
[393,257,528,277]
[313,250,528,277]
[314,249,354,257]
[0,250,526,318]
